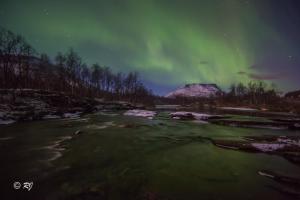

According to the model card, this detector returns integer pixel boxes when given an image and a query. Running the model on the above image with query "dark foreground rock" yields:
[258,170,300,197]
[258,170,300,185]
[0,89,138,124]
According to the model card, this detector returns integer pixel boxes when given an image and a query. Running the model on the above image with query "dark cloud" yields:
[248,73,283,80]
[237,71,247,75]
[237,71,285,81]
[199,61,209,65]
[249,64,259,69]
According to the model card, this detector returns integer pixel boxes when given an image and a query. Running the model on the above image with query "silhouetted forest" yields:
[223,81,279,105]
[0,27,153,104]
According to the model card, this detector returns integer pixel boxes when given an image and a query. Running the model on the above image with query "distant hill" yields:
[285,90,300,99]
[165,83,223,98]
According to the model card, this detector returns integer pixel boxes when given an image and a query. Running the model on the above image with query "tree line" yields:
[0,27,153,104]
[223,81,279,106]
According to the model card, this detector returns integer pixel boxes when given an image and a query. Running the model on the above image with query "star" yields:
[43,9,49,16]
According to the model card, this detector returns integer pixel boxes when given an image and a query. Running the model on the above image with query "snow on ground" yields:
[258,171,275,178]
[43,136,72,162]
[251,136,300,152]
[219,107,258,111]
[170,111,212,120]
[0,119,16,125]
[0,112,15,124]
[124,109,156,119]
[251,143,286,152]
[63,112,82,118]
[96,111,119,116]
[42,114,61,120]
[0,137,14,141]
[0,111,6,118]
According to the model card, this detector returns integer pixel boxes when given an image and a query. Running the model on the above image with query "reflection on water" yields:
[0,111,300,200]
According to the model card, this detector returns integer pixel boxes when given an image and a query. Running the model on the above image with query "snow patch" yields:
[124,109,156,119]
[258,171,275,178]
[165,83,221,98]
[251,143,286,152]
[42,114,61,120]
[63,112,81,118]
[97,112,119,116]
[43,136,72,162]
[170,111,212,120]
[0,119,16,125]
[0,137,14,141]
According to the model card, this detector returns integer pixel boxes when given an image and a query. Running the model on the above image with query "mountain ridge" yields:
[165,83,223,98]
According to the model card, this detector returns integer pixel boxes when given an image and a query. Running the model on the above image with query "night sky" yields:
[1,0,300,94]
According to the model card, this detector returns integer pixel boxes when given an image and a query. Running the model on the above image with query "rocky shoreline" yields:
[209,119,300,130]
[0,89,140,124]
[212,135,300,165]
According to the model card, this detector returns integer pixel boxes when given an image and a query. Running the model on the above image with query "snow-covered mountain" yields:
[165,83,222,98]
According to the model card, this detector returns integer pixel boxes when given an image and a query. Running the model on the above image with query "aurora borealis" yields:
[1,0,299,94]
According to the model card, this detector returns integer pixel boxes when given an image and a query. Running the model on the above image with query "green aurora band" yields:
[1,0,298,94]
